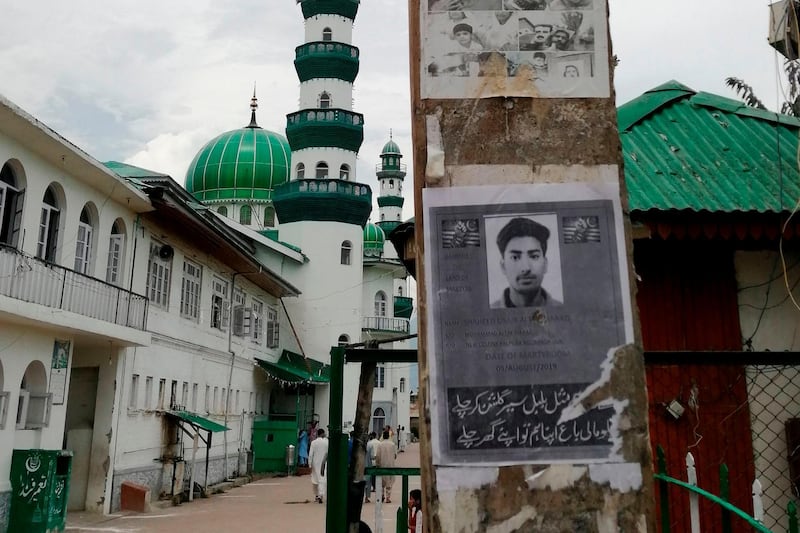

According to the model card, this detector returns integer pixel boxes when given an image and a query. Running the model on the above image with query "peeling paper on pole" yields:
[425,114,445,182]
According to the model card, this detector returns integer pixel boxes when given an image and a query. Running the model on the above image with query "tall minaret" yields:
[286,1,363,182]
[274,0,370,432]
[375,132,407,237]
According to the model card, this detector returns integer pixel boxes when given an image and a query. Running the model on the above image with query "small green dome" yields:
[185,101,291,203]
[363,222,386,257]
[381,139,401,156]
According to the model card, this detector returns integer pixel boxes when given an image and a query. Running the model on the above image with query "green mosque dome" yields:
[363,222,385,257]
[185,95,291,203]
[381,139,401,156]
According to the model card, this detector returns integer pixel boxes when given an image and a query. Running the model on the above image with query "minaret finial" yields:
[248,83,259,128]
[389,128,393,140]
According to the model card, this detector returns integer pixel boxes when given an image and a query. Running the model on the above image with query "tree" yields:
[726,60,800,116]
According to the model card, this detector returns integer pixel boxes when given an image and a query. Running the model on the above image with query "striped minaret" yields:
[286,0,363,182]
[274,0,371,444]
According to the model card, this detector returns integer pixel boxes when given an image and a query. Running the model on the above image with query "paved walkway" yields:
[66,443,420,533]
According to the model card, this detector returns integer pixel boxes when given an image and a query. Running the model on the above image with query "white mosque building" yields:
[0,0,412,527]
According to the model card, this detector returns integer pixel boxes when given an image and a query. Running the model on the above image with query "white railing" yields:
[362,316,409,333]
[0,244,148,330]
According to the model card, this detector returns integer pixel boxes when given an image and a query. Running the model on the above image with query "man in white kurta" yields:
[309,429,329,503]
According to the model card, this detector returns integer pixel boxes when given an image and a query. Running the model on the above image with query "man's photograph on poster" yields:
[485,214,563,308]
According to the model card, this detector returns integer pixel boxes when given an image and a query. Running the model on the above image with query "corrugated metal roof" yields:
[619,81,800,213]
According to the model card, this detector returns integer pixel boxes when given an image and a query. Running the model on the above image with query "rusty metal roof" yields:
[619,81,800,213]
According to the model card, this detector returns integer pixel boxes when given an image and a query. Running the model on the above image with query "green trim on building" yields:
[273,179,372,226]
[394,296,413,319]
[377,195,404,208]
[295,42,360,83]
[376,168,406,179]
[299,0,360,20]
[376,220,401,234]
[286,109,364,153]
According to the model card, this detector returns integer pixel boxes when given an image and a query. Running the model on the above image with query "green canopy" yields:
[256,350,331,385]
[167,410,229,433]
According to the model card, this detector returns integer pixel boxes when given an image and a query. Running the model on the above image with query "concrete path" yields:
[66,443,421,533]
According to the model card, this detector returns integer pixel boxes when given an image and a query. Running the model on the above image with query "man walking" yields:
[365,432,380,502]
[376,429,397,503]
[309,428,328,503]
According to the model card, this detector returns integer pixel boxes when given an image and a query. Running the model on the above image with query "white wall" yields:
[299,79,355,111]
[304,16,354,44]
[0,133,139,285]
[736,250,800,351]
[0,324,73,492]
[290,148,358,182]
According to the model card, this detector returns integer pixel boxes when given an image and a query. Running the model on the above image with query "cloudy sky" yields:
[0,0,786,221]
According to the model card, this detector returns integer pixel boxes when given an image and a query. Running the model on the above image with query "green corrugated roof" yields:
[620,81,800,213]
[105,161,169,178]
[256,350,330,384]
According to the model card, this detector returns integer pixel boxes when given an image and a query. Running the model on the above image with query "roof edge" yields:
[617,80,696,132]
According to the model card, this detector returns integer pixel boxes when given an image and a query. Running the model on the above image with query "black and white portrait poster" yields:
[421,0,609,99]
[424,180,633,465]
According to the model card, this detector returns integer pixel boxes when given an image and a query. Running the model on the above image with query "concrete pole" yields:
[408,1,655,531]
[189,432,198,502]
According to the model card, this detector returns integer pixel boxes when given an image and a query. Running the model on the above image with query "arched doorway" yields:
[372,407,385,435]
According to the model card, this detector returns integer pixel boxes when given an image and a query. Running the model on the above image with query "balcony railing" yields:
[0,244,148,330]
[362,316,409,333]
[375,163,407,173]
[295,41,360,82]
[273,178,372,226]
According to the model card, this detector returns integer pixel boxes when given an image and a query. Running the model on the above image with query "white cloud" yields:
[0,0,786,224]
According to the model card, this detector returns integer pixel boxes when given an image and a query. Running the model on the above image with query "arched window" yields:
[240,205,252,225]
[37,186,61,262]
[0,161,24,248]
[296,163,305,179]
[106,219,126,286]
[322,27,333,41]
[374,291,387,317]
[264,206,275,227]
[398,286,403,297]
[341,240,352,265]
[218,206,228,216]
[339,164,350,180]
[380,213,385,221]
[17,360,50,429]
[338,334,350,347]
[400,378,406,393]
[372,407,385,435]
[315,162,329,179]
[389,179,394,189]
[319,92,331,109]
[74,204,95,274]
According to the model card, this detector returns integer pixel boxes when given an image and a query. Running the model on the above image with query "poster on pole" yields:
[50,340,71,405]
[424,179,633,465]
[421,0,609,99]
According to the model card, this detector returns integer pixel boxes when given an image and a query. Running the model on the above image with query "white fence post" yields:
[752,478,764,524]
[686,452,701,533]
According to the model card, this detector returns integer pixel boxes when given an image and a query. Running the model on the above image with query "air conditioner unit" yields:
[769,0,800,60]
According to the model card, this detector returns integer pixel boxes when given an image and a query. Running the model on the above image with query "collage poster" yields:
[421,0,610,98]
